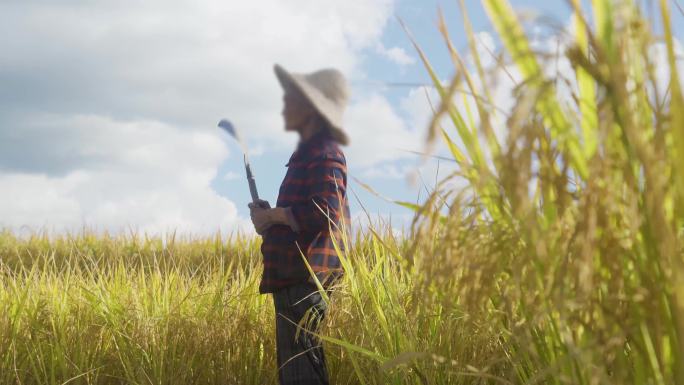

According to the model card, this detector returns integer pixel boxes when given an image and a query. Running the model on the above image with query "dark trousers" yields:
[272,282,330,385]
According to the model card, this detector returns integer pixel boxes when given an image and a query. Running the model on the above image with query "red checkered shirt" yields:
[258,130,351,294]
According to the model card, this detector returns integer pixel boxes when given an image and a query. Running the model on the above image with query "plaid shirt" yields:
[258,130,351,294]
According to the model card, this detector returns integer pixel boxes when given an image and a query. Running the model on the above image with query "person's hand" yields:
[248,199,271,210]
[250,208,272,235]
[248,200,272,235]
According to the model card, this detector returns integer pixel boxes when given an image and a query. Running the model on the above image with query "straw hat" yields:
[274,63,350,145]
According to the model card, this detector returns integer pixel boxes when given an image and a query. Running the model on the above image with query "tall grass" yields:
[387,0,684,383]
[0,227,488,385]
[0,231,277,384]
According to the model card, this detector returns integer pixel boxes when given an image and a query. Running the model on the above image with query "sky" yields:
[1,0,681,237]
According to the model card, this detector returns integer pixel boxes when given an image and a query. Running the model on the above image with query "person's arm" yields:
[287,156,346,234]
[252,156,346,234]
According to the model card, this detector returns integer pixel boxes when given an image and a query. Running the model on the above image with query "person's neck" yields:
[298,116,322,143]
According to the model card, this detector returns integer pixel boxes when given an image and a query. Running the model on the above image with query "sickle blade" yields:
[218,119,239,140]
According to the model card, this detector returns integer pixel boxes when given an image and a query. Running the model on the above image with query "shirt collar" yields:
[285,130,332,166]
[297,129,329,150]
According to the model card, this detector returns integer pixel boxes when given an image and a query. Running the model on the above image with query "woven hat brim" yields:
[274,64,349,145]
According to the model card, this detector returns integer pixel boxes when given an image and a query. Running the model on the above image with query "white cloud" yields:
[342,83,464,198]
[0,0,396,148]
[473,31,497,68]
[376,43,416,66]
[0,0,398,235]
[399,85,443,132]
[0,115,251,236]
[345,93,425,168]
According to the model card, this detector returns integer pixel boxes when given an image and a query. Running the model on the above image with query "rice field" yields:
[2,0,684,383]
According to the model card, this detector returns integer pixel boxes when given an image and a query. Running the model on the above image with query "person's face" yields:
[282,85,315,132]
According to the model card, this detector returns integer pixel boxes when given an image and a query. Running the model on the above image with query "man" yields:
[248,63,351,385]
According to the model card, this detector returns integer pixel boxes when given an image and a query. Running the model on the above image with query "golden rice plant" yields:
[392,0,684,383]
[1,225,494,385]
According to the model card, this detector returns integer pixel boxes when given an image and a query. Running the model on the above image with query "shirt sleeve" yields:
[282,206,301,233]
[288,156,346,234]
